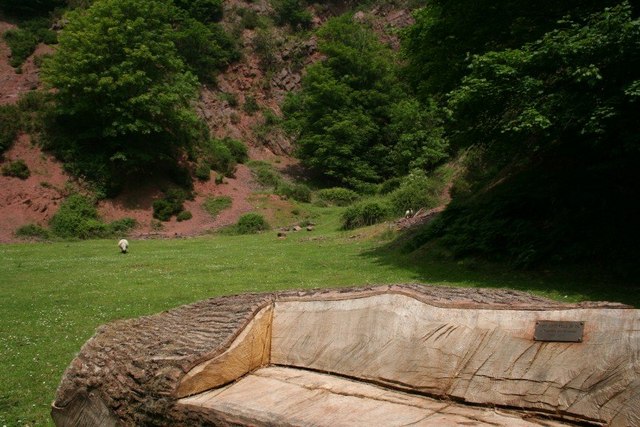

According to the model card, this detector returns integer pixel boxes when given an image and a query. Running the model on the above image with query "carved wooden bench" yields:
[51,285,640,426]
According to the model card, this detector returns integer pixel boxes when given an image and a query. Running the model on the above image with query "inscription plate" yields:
[534,320,584,342]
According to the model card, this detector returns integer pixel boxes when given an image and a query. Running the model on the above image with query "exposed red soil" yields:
[0,20,290,243]
[0,134,70,242]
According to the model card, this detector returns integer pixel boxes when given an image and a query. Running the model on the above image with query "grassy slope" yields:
[1,207,637,425]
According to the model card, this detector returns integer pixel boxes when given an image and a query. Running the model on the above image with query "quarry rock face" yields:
[51,284,640,426]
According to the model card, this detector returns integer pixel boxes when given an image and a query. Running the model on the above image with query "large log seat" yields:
[51,285,640,426]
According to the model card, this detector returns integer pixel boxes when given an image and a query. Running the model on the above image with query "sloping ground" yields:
[0,134,70,242]
[51,284,638,426]
[0,21,274,242]
[0,5,416,242]
[0,21,54,105]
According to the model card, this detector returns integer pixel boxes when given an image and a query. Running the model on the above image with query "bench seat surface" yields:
[178,366,570,426]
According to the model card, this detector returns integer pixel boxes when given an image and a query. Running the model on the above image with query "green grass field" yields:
[1,210,637,426]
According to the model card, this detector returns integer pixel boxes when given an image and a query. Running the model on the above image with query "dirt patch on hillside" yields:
[98,165,259,239]
[0,19,279,243]
[0,21,53,105]
[0,134,70,242]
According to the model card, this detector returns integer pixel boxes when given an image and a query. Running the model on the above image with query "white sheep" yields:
[405,209,414,218]
[118,239,129,254]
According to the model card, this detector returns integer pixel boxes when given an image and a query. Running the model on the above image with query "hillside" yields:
[0,2,416,242]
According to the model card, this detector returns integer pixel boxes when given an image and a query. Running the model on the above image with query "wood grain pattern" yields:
[50,285,638,426]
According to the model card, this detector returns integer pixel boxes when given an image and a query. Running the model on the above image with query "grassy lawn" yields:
[1,210,637,426]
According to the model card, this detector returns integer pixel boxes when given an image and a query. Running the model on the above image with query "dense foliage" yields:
[403,0,620,98]
[41,0,239,195]
[234,213,270,234]
[0,105,20,155]
[2,17,57,68]
[1,159,30,179]
[49,194,136,238]
[0,0,65,18]
[403,1,640,266]
[284,14,446,189]
[41,0,200,194]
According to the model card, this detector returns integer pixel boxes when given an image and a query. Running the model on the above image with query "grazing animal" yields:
[405,209,414,218]
[118,239,129,254]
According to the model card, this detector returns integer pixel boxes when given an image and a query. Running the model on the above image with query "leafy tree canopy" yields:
[284,14,446,189]
[42,0,203,194]
[403,2,640,267]
[403,0,622,98]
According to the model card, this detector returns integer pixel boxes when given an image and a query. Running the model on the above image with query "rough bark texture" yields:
[51,284,636,426]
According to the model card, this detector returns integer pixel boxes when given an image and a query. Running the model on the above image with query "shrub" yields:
[152,187,188,221]
[276,182,311,202]
[341,200,390,230]
[3,17,56,68]
[1,159,30,179]
[0,105,21,154]
[195,161,211,181]
[203,196,232,219]
[15,223,50,239]
[271,0,312,30]
[237,7,265,30]
[204,138,236,176]
[219,92,238,107]
[316,187,359,206]
[174,0,223,22]
[49,194,100,238]
[388,171,439,216]
[176,210,193,221]
[248,160,281,187]
[252,28,280,72]
[108,217,137,234]
[243,95,260,115]
[378,177,402,195]
[235,213,269,234]
[220,137,248,164]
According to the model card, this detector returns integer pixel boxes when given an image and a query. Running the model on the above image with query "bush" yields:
[243,95,260,115]
[195,161,211,181]
[271,0,312,30]
[276,182,311,202]
[152,187,188,221]
[0,105,21,154]
[108,217,137,234]
[341,201,390,230]
[1,159,30,179]
[378,177,402,195]
[220,137,248,164]
[203,195,232,219]
[203,138,237,176]
[176,210,193,221]
[15,223,50,239]
[174,0,223,22]
[248,160,281,187]
[388,171,440,216]
[235,213,270,234]
[3,17,56,68]
[316,187,359,206]
[49,194,100,238]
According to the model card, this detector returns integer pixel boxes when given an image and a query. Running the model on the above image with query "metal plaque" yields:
[534,320,584,342]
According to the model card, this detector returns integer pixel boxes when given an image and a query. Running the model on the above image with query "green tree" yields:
[403,0,620,99]
[173,0,223,23]
[42,0,201,194]
[284,15,445,189]
[409,3,640,266]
